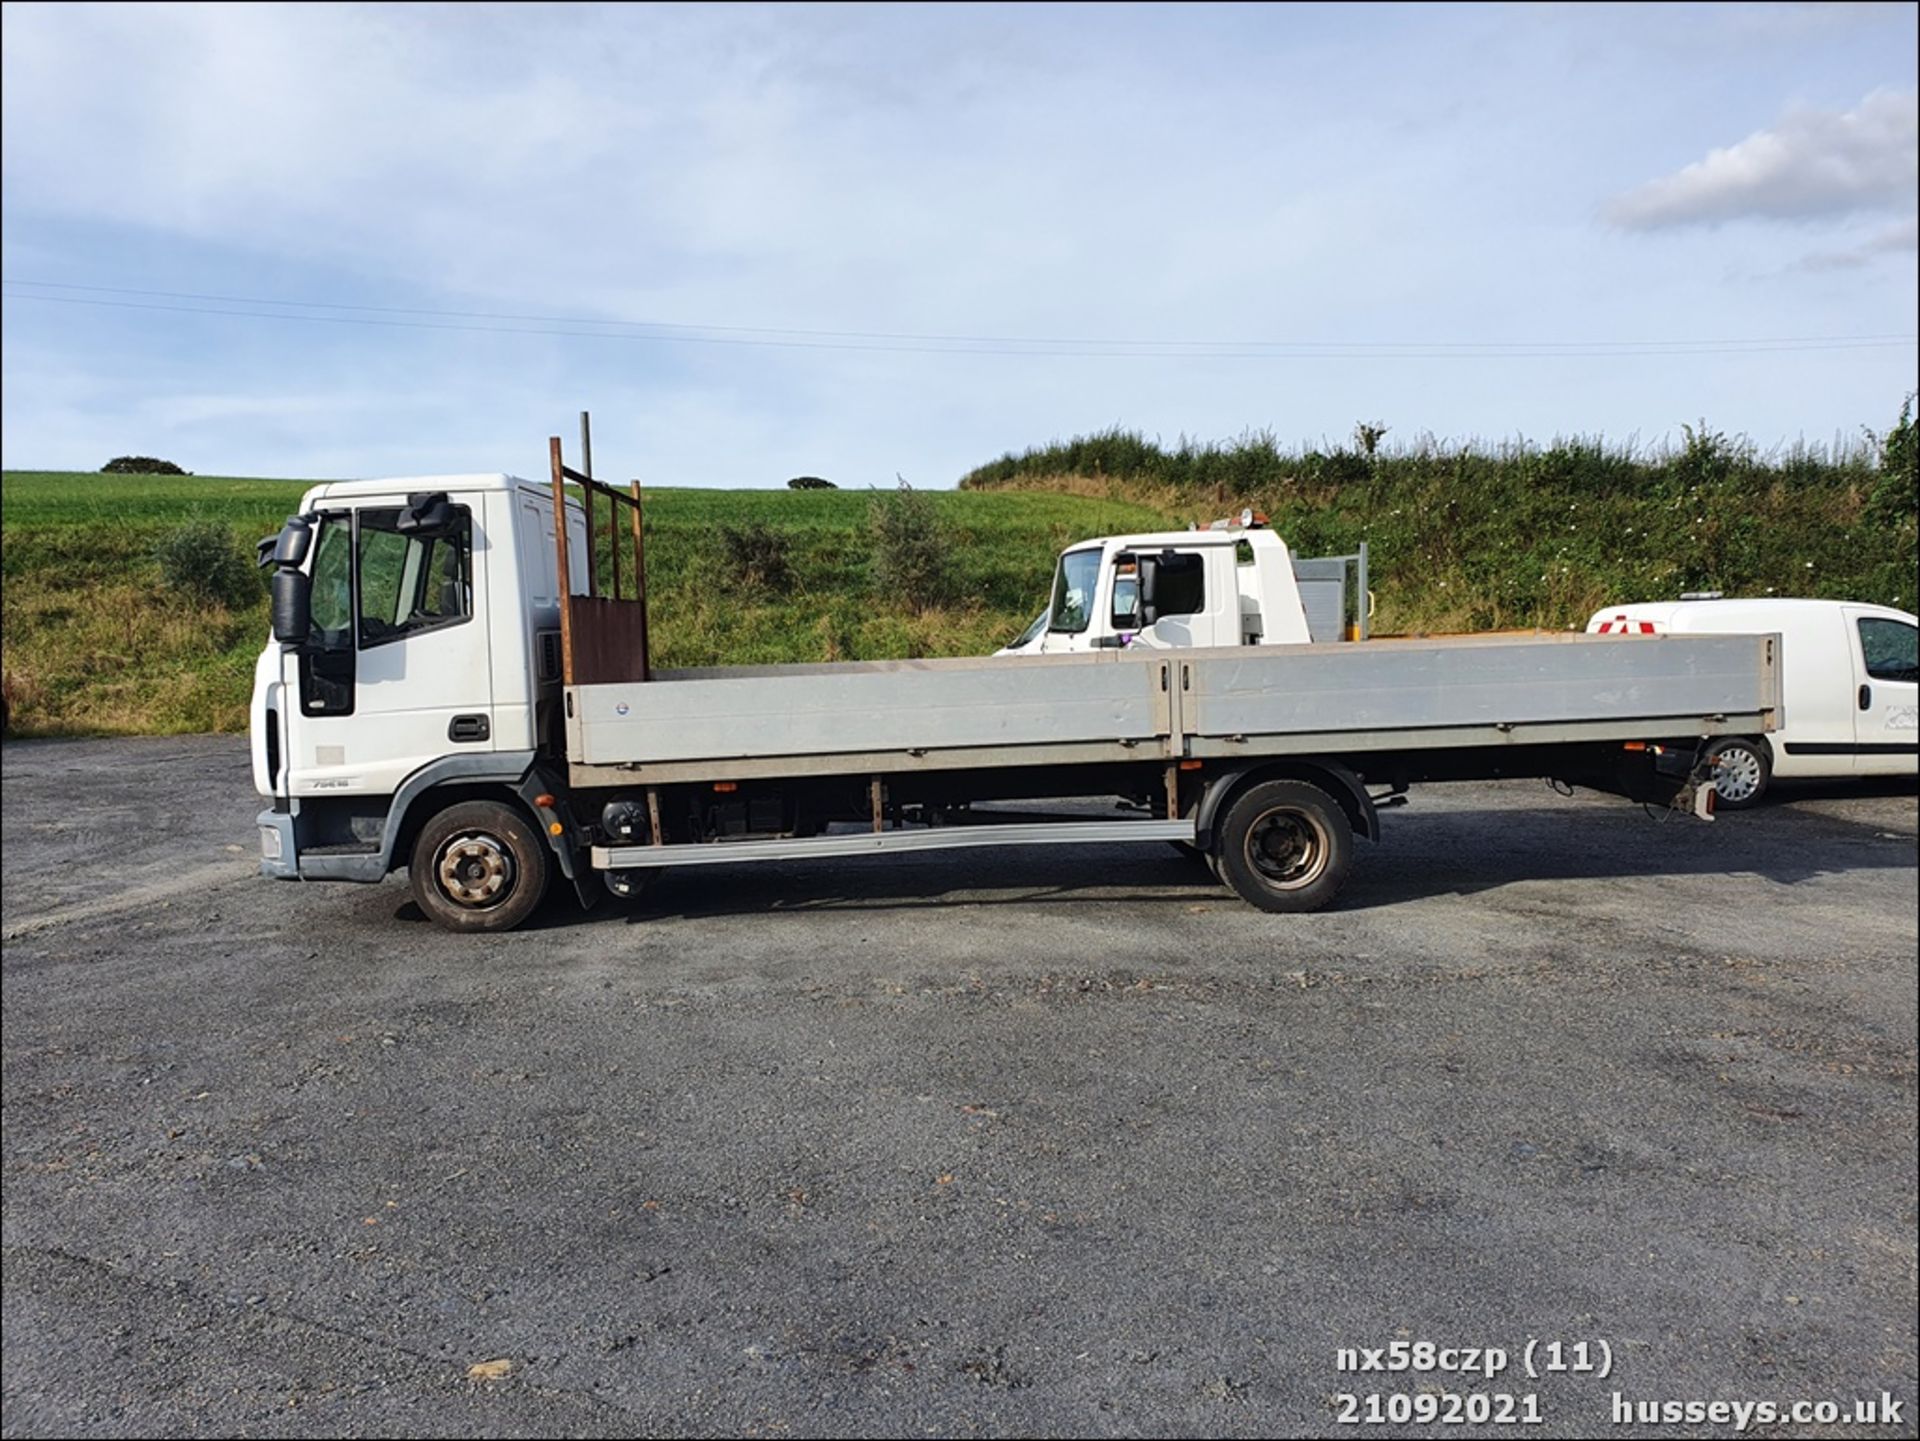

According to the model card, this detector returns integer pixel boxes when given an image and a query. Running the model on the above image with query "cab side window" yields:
[1858,618,1918,683]
[356,507,473,647]
[1156,555,1205,617]
[1111,551,1205,626]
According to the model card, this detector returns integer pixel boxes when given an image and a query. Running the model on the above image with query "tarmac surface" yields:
[2,735,1915,1437]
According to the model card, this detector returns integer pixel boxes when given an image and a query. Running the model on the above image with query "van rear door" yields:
[1845,609,1920,775]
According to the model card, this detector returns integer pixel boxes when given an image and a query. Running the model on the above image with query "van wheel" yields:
[1706,738,1771,809]
[1214,779,1352,914]
[410,800,551,932]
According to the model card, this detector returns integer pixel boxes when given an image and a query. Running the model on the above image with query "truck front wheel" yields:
[1214,779,1352,914]
[409,799,551,932]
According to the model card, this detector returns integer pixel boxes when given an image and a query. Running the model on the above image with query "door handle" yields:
[1859,683,1872,711]
[448,713,490,742]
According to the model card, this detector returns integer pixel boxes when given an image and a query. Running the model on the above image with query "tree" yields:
[103,456,189,475]
[868,478,953,610]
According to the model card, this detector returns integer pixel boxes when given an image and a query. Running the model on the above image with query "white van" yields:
[1585,597,1918,806]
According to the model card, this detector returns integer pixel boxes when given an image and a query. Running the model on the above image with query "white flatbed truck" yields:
[250,443,1781,932]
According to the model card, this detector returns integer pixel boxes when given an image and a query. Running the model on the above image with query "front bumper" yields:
[257,808,298,879]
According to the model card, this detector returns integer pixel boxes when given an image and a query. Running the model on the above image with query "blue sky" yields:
[3,2,1916,486]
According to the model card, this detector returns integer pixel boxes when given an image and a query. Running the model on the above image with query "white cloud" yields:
[1609,89,1917,229]
[1796,217,1920,270]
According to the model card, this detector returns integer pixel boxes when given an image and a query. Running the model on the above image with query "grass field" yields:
[0,471,1168,735]
[6,407,1915,739]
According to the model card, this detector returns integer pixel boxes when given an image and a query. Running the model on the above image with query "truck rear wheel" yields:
[1214,779,1352,913]
[409,800,551,932]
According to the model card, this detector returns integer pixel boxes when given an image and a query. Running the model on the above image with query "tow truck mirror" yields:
[1137,555,1159,626]
[270,567,313,646]
[396,491,459,537]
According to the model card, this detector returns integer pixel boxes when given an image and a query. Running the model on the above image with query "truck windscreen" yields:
[1049,549,1101,634]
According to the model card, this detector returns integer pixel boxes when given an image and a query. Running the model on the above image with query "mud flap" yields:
[514,766,602,909]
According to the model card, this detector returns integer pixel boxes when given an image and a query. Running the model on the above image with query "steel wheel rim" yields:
[434,832,516,909]
[1243,806,1331,890]
[1712,747,1763,803]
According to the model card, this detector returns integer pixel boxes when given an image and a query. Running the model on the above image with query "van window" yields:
[1858,617,1918,683]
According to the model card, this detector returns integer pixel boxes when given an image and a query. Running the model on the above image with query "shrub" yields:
[787,476,837,490]
[155,519,261,610]
[718,521,794,593]
[103,456,189,475]
[869,478,953,610]
[1868,393,1918,526]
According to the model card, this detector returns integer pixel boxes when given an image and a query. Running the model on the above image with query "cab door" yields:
[1847,609,1919,775]
[284,502,493,800]
[1122,548,1223,648]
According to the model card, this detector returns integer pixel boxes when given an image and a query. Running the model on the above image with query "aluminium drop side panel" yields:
[568,651,1175,768]
[1183,632,1779,744]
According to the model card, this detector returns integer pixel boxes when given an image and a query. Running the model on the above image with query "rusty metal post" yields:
[1164,761,1181,820]
[579,412,596,597]
[609,488,621,600]
[629,480,651,682]
[646,786,664,847]
[870,777,886,833]
[548,437,574,687]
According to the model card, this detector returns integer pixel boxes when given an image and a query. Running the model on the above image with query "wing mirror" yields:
[1136,554,1160,626]
[260,513,313,569]
[396,491,459,536]
[264,514,317,645]
[270,568,312,646]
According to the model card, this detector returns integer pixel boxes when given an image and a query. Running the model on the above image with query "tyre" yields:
[409,799,552,932]
[1213,779,1353,914]
[1706,737,1771,810]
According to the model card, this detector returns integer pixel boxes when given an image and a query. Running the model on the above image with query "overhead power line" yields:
[3,281,1915,359]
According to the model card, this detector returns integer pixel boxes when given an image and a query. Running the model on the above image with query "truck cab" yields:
[1002,515,1367,656]
[252,474,582,881]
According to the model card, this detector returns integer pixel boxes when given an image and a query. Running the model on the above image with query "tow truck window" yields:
[1112,550,1205,623]
[1155,553,1205,617]
[1859,617,1918,683]
[1049,549,1101,634]
[356,507,473,647]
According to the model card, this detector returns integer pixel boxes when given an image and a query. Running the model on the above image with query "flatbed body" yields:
[566,632,1779,783]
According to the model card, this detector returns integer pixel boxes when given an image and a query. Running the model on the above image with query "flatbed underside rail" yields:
[593,818,1196,870]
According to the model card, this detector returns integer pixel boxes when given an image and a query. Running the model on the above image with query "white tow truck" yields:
[997,510,1368,656]
[250,440,1780,933]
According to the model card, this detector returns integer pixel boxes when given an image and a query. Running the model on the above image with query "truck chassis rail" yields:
[593,818,1196,870]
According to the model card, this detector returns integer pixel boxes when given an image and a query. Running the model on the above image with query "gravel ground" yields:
[2,736,1915,1439]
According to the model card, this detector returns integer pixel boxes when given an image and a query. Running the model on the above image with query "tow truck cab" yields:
[1002,514,1368,655]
